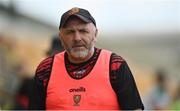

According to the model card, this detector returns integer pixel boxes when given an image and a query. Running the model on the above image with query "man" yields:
[143,69,170,110]
[29,7,144,110]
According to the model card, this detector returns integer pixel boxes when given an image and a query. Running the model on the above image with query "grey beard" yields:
[70,49,89,58]
[70,45,94,58]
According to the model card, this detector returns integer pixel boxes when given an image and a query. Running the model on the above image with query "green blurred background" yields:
[0,0,179,110]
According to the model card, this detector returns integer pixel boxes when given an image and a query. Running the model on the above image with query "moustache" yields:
[72,42,86,48]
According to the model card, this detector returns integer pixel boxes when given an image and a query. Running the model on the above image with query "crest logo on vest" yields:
[73,69,86,78]
[73,95,81,106]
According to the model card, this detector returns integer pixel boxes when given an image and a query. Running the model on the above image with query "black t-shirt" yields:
[29,48,144,110]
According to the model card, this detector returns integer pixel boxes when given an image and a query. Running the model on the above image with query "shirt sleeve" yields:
[28,56,54,110]
[110,53,144,110]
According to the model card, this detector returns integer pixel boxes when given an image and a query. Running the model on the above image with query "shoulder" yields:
[109,52,131,85]
[35,56,54,76]
[34,56,54,87]
[110,52,126,71]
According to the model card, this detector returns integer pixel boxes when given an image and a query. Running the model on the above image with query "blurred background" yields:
[0,0,179,110]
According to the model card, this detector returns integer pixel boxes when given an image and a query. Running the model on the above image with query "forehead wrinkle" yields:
[65,23,88,31]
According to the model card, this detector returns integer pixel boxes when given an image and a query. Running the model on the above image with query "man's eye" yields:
[65,30,74,34]
[80,29,88,33]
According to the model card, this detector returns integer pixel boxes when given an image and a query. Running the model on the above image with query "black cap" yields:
[59,7,96,29]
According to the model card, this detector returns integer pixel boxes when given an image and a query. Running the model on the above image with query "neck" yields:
[67,48,95,64]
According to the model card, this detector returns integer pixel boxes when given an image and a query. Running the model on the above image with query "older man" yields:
[29,7,144,110]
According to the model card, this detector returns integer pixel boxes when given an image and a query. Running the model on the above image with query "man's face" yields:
[59,17,98,60]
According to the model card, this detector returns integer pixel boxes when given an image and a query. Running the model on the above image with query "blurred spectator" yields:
[46,35,64,56]
[12,35,64,110]
[12,62,34,110]
[14,35,64,109]
[13,77,34,110]
[171,81,180,110]
[143,69,171,110]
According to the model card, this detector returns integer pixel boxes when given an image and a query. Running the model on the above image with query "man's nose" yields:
[74,32,81,42]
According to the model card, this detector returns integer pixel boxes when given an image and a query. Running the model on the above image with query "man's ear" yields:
[94,29,98,42]
[59,30,62,40]
[58,30,65,47]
